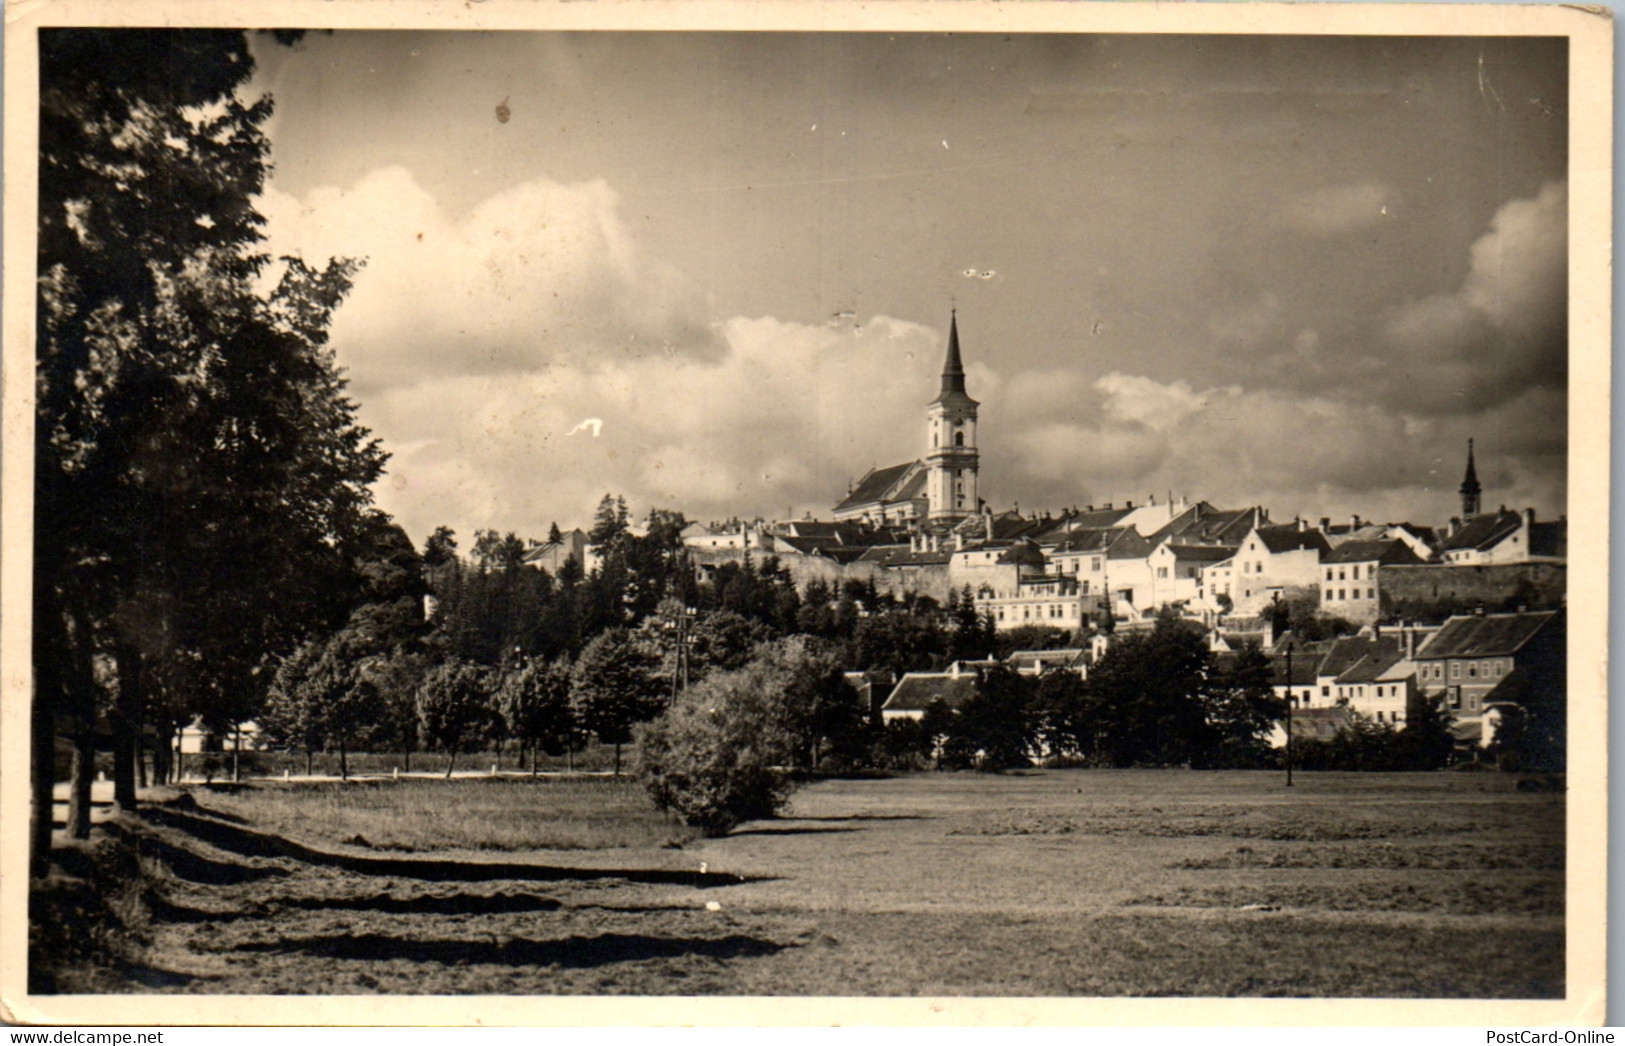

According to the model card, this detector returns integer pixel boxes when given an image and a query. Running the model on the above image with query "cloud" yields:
[989,373,1564,524]
[256,166,724,394]
[1375,180,1567,414]
[1280,181,1392,235]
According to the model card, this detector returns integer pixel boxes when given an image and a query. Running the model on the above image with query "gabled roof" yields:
[1252,525,1331,556]
[1321,539,1424,566]
[1150,504,1267,547]
[1291,707,1354,739]
[1440,510,1523,553]
[1317,635,1399,680]
[832,461,924,514]
[1336,645,1408,685]
[1413,611,1561,660]
[861,546,952,567]
[882,672,980,713]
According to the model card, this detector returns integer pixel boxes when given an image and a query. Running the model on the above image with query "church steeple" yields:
[1460,439,1482,518]
[925,310,980,520]
[931,309,979,411]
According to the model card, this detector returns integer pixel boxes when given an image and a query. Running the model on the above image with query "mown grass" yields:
[197,776,701,852]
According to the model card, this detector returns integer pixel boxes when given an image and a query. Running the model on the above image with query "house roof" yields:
[1005,648,1085,671]
[1165,543,1238,563]
[882,672,980,713]
[998,540,1047,566]
[1440,510,1523,553]
[1291,707,1354,738]
[1317,635,1399,680]
[1321,539,1424,566]
[1150,504,1266,547]
[1413,611,1561,660]
[1253,525,1331,555]
[832,461,924,514]
[1336,645,1407,685]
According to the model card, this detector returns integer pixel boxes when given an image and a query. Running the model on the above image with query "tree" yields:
[571,627,664,774]
[1085,611,1214,767]
[943,665,1036,771]
[1032,670,1091,763]
[755,636,871,770]
[416,660,495,778]
[497,658,576,772]
[637,662,799,835]
[32,30,386,873]
[1202,642,1285,769]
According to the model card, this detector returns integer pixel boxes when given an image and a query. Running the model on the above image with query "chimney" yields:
[1320,517,1331,532]
[1296,517,1306,532]
[1524,507,1537,530]
[1125,500,1134,510]
[1351,514,1362,529]
[985,514,995,542]
[1103,503,1112,511]
[1449,516,1462,537]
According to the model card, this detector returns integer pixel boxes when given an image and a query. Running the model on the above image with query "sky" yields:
[245,31,1569,546]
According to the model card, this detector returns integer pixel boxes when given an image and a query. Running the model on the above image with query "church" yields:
[831,312,983,525]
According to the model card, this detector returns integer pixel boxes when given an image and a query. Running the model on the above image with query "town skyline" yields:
[247,31,1569,545]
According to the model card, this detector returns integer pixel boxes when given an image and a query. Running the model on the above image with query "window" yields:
[1339,589,1346,600]
[1081,581,1089,594]
[1326,568,1334,582]
[1467,663,1476,679]
[1351,565,1360,580]
[1368,588,1375,600]
[954,431,964,447]
[1157,567,1168,579]
[1451,663,1460,679]
[1322,686,1330,697]
[1338,568,1346,581]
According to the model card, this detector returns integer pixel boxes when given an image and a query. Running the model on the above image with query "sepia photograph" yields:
[2,0,1609,1026]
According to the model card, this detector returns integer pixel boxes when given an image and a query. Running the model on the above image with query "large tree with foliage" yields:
[1085,612,1215,767]
[1201,642,1285,769]
[571,627,664,774]
[32,29,386,872]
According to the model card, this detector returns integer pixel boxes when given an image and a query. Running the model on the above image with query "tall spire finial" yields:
[1460,438,1482,517]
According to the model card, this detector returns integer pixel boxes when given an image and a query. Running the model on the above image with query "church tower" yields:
[925,311,980,521]
[1459,438,1482,518]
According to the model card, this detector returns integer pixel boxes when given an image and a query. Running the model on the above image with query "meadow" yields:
[32,768,1564,997]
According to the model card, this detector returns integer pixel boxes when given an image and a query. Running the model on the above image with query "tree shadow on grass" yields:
[140,805,774,887]
[225,931,791,968]
[101,821,286,886]
[726,825,860,837]
[150,891,564,923]
[787,814,937,823]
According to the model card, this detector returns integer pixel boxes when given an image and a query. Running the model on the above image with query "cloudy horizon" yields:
[247,31,1568,546]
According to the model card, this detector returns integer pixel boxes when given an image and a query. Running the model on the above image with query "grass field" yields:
[30,768,1564,997]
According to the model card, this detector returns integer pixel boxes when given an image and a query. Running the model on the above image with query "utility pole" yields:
[1284,641,1295,787]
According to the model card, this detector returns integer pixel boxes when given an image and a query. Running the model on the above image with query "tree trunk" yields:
[305,747,313,777]
[232,724,242,783]
[67,728,95,839]
[339,742,348,782]
[136,739,149,789]
[111,642,142,811]
[613,741,622,777]
[445,752,455,779]
[30,685,58,878]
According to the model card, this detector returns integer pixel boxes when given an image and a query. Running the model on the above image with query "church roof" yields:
[832,460,924,514]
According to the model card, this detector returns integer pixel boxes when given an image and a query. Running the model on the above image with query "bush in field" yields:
[636,661,798,835]
[416,660,495,777]
[942,665,1036,771]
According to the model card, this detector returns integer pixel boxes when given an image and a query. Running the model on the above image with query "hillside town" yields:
[533,314,1567,757]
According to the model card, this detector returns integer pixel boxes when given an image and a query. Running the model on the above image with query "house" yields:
[1439,508,1567,566]
[1229,524,1330,614]
[1005,648,1088,677]
[1330,642,1415,727]
[522,527,592,575]
[880,664,982,722]
[1319,539,1425,624]
[1411,609,1564,719]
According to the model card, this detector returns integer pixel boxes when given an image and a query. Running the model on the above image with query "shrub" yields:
[636,663,796,835]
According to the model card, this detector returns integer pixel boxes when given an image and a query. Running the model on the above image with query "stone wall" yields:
[1380,563,1566,614]
[686,548,955,604]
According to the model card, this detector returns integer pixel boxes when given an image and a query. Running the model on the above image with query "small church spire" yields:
[940,309,966,398]
[1460,438,1482,518]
